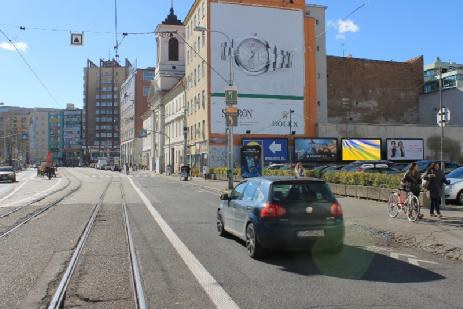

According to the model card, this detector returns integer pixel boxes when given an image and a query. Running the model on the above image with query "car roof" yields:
[0,166,14,169]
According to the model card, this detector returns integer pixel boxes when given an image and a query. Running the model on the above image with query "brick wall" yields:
[327,55,423,124]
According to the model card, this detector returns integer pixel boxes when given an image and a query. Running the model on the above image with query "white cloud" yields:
[328,19,360,40]
[338,19,359,34]
[0,41,28,52]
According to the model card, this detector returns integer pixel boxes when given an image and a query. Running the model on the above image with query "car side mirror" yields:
[220,193,230,200]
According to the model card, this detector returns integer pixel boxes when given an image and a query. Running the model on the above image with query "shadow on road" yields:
[260,245,444,283]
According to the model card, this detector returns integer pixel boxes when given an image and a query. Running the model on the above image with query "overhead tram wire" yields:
[0,27,60,106]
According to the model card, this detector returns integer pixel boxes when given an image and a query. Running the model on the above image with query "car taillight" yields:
[330,203,343,217]
[261,203,287,218]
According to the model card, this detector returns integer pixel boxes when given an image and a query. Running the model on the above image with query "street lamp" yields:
[140,129,171,174]
[288,109,295,164]
[194,26,235,189]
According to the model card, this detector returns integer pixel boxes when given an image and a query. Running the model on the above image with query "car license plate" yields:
[297,230,324,237]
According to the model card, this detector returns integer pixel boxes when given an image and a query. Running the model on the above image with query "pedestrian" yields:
[403,162,422,199]
[202,165,209,180]
[425,163,450,218]
[125,163,129,174]
[294,162,305,178]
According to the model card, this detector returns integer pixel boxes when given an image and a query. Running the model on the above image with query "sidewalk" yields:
[136,170,463,262]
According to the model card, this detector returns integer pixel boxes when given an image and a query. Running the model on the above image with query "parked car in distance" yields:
[341,160,394,172]
[412,160,460,175]
[111,164,121,172]
[320,165,345,176]
[445,167,463,205]
[217,177,344,258]
[0,166,16,183]
[266,163,291,170]
[96,159,108,170]
[361,164,401,174]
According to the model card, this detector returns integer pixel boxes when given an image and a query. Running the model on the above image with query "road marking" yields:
[363,246,438,267]
[0,174,35,205]
[128,177,240,309]
[2,177,64,207]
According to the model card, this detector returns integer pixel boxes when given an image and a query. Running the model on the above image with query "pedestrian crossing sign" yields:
[70,33,83,46]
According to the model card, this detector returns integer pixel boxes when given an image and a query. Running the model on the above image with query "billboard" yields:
[342,139,381,161]
[210,3,305,134]
[386,139,424,161]
[242,138,289,162]
[294,138,338,162]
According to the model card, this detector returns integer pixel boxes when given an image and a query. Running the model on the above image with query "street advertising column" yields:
[386,138,424,161]
[241,145,263,178]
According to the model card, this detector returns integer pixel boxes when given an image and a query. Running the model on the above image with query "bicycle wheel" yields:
[407,196,420,222]
[388,193,400,218]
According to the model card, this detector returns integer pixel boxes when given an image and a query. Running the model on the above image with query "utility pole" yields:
[439,63,445,208]
[289,109,295,164]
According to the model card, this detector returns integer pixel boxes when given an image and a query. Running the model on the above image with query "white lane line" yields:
[128,177,240,309]
[363,246,439,267]
[408,258,438,266]
[2,177,64,207]
[0,174,35,204]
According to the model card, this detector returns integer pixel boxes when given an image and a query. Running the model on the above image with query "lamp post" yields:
[288,109,295,164]
[194,26,235,189]
[438,63,445,207]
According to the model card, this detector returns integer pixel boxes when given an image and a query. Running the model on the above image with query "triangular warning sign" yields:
[70,33,83,46]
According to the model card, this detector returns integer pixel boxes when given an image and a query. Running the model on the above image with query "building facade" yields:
[48,111,64,163]
[0,106,31,167]
[120,67,155,167]
[29,108,61,163]
[63,105,82,166]
[182,0,318,172]
[419,58,463,126]
[147,7,185,173]
[83,58,130,162]
[326,55,423,127]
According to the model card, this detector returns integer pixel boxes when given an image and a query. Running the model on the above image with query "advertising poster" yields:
[342,139,381,161]
[295,138,338,162]
[211,98,304,134]
[242,138,289,162]
[386,139,424,161]
[241,145,263,178]
[210,3,305,135]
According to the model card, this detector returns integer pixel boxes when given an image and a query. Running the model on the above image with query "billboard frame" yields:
[341,138,383,162]
[385,138,424,161]
[293,137,339,163]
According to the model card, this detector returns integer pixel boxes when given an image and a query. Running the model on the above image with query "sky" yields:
[0,0,461,109]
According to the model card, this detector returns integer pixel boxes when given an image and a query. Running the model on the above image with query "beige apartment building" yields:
[0,106,31,166]
[29,108,61,163]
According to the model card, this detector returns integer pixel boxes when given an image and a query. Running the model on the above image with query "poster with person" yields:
[386,139,424,161]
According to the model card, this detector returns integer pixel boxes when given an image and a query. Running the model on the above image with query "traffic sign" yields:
[70,33,83,46]
[437,107,450,127]
[224,87,238,105]
[226,113,238,127]
[242,138,288,162]
[21,132,28,141]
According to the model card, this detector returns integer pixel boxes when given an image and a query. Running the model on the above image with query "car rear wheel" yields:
[217,212,228,237]
[246,223,265,259]
[457,191,463,206]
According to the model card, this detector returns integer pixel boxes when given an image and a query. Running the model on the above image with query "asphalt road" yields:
[0,168,462,308]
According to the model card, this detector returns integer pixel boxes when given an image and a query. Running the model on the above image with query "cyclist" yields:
[402,162,423,218]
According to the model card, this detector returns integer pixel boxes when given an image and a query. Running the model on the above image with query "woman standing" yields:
[425,163,449,218]
[294,162,305,178]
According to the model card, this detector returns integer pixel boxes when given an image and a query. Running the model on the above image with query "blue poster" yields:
[240,145,263,178]
[242,139,288,162]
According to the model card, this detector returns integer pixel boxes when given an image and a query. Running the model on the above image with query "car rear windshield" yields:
[448,168,463,179]
[271,181,336,203]
[0,167,13,172]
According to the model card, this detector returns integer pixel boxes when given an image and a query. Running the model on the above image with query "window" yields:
[231,182,247,200]
[197,37,201,52]
[143,86,150,96]
[202,62,205,78]
[202,90,205,109]
[143,71,154,80]
[202,3,205,18]
[197,65,201,81]
[243,181,259,201]
[202,120,205,139]
[168,38,179,61]
[202,32,205,48]
[194,42,197,57]
[186,50,189,65]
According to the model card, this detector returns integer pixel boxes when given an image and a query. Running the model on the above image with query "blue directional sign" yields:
[242,138,289,162]
[21,132,28,141]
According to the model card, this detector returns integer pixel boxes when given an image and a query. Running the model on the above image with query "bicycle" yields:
[388,189,421,222]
